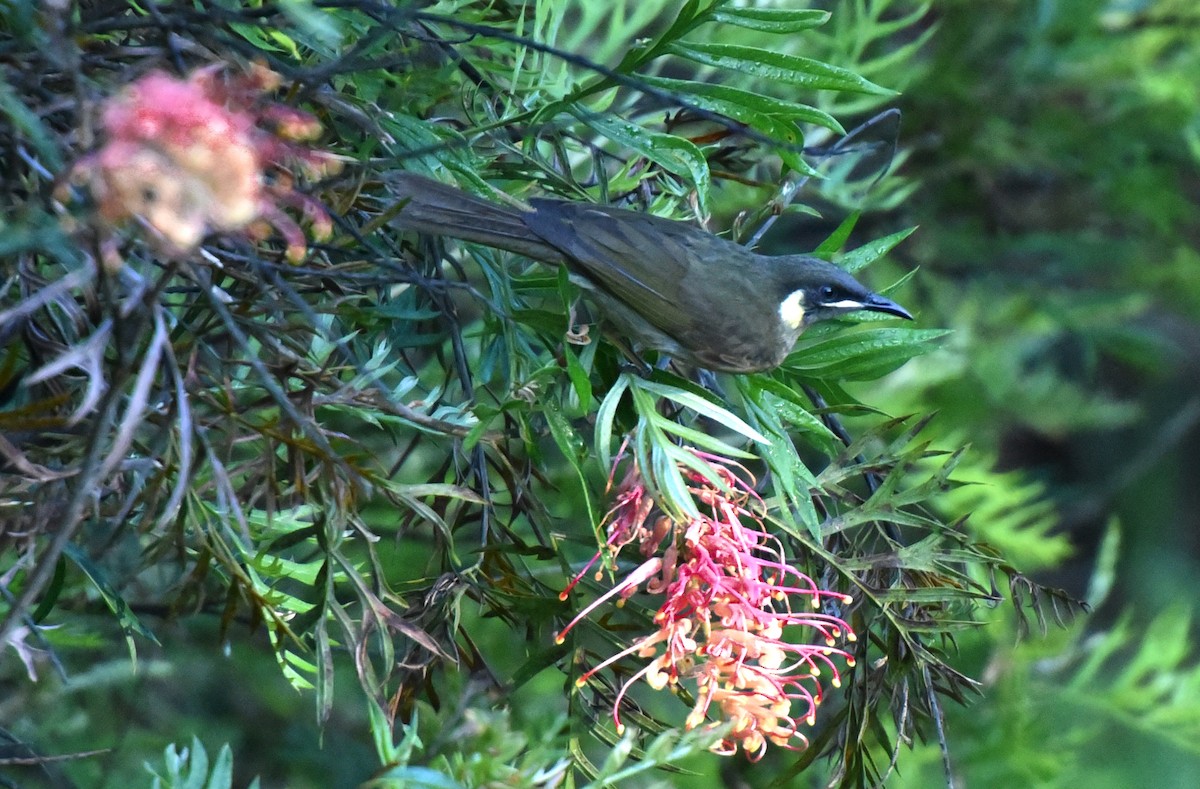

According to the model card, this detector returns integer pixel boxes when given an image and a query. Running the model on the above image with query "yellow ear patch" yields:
[779,290,807,330]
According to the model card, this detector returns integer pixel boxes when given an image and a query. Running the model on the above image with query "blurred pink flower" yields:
[66,63,339,263]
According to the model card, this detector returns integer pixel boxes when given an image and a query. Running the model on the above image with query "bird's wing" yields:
[523,200,737,340]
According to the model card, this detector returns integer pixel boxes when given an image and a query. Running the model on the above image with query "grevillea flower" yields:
[557,449,856,760]
[65,62,340,263]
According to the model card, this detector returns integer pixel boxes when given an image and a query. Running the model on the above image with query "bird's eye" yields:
[818,285,836,302]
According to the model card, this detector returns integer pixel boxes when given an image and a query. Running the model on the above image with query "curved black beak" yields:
[861,293,913,321]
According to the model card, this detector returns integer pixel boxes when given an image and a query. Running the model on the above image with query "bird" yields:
[388,173,912,373]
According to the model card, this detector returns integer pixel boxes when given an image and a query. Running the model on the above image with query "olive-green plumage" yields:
[390,173,912,373]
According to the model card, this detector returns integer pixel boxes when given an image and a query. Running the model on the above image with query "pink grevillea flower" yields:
[557,450,856,760]
[65,62,340,263]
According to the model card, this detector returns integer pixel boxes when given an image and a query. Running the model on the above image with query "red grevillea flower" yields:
[65,62,339,263]
[557,450,856,760]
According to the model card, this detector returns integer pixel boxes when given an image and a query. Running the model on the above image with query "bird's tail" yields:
[389,173,567,265]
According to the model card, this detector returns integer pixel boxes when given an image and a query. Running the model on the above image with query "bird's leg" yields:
[615,343,654,377]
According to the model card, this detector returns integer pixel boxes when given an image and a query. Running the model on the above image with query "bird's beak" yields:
[861,293,914,321]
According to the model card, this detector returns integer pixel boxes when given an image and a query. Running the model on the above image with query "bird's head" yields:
[775,257,913,331]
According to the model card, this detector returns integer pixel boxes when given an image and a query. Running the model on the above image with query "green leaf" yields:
[364,767,465,789]
[1086,517,1121,609]
[0,79,63,170]
[633,377,769,444]
[229,23,302,58]
[277,0,343,50]
[667,42,896,96]
[640,75,843,133]
[629,386,700,520]
[562,343,594,413]
[572,108,712,210]
[145,738,252,789]
[786,327,950,381]
[30,556,66,623]
[734,378,823,536]
[840,226,918,273]
[595,374,631,471]
[636,75,839,174]
[751,376,840,451]
[62,543,160,645]
[544,399,598,524]
[204,744,235,789]
[814,212,861,257]
[710,7,830,33]
[651,414,757,459]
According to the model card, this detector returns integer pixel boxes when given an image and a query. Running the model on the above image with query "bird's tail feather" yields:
[389,173,566,265]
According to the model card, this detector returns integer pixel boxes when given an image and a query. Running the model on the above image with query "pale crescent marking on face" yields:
[779,290,807,329]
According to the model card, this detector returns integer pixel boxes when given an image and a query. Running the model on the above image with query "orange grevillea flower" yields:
[557,450,856,760]
[66,63,339,263]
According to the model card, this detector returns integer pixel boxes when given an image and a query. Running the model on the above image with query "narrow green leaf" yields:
[203,744,235,789]
[367,698,402,764]
[1086,516,1121,610]
[184,737,209,789]
[711,7,830,33]
[30,556,66,623]
[364,767,465,789]
[572,108,712,209]
[314,615,334,726]
[595,374,631,471]
[63,544,160,645]
[762,438,822,538]
[650,414,757,459]
[667,42,896,96]
[562,343,594,412]
[786,327,950,381]
[640,75,843,132]
[752,377,840,450]
[545,400,597,524]
[814,212,861,256]
[634,377,769,444]
[653,442,699,520]
[733,384,821,536]
[0,79,63,170]
[840,226,918,273]
[394,483,487,504]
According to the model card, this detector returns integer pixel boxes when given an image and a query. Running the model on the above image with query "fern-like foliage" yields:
[146,737,260,789]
